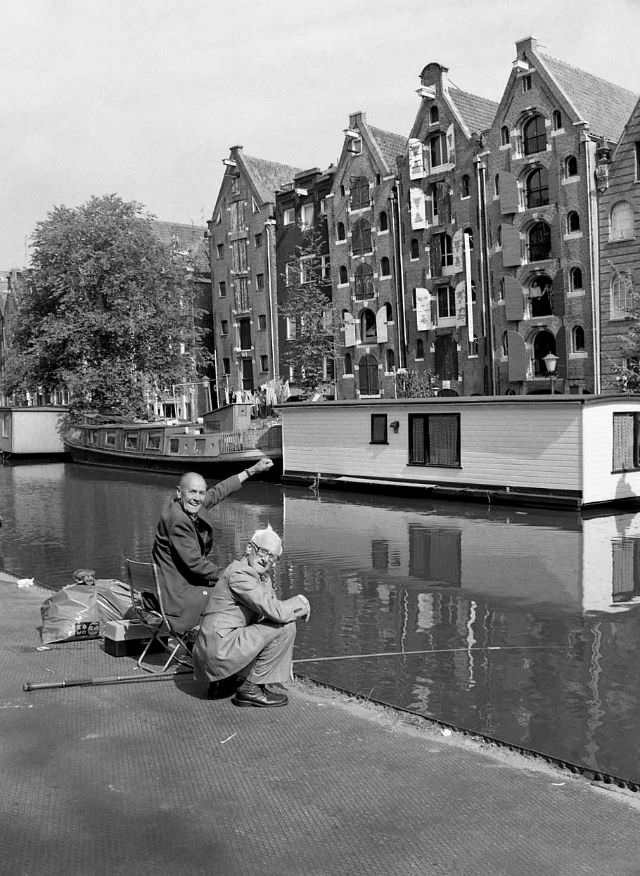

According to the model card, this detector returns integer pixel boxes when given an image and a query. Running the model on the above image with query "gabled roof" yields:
[448,88,498,135]
[241,154,302,204]
[539,52,638,142]
[369,126,408,172]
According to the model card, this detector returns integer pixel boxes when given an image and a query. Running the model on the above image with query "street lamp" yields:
[543,352,559,395]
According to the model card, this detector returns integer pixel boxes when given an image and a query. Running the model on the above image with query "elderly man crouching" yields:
[193,525,310,708]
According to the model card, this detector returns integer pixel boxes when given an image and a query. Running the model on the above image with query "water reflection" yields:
[2,463,640,781]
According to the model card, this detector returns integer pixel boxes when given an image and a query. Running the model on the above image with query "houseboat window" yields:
[370,414,388,444]
[146,432,162,451]
[125,432,138,450]
[409,413,460,467]
[169,438,180,453]
[613,413,640,471]
[86,430,97,445]
[1,413,10,437]
[195,438,206,454]
[105,431,117,447]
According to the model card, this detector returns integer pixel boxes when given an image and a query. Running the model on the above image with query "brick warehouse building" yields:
[208,146,300,403]
[274,166,336,394]
[596,94,640,391]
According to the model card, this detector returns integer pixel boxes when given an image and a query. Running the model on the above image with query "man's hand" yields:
[297,594,311,622]
[250,457,274,475]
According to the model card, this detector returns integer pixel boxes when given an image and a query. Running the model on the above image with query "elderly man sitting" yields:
[193,525,310,708]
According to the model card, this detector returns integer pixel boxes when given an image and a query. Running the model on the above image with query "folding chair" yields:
[125,559,194,673]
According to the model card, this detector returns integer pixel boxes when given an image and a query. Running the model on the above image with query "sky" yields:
[3,0,640,268]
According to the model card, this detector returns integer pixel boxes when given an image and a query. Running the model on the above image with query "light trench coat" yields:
[193,557,308,683]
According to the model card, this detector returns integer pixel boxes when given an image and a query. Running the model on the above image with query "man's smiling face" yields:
[177,473,207,516]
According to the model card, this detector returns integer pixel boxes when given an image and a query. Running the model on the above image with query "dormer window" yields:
[429,105,439,124]
[522,74,532,92]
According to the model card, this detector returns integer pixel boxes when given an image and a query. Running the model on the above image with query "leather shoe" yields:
[232,682,288,708]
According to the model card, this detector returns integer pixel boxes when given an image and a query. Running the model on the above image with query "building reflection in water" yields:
[278,490,640,783]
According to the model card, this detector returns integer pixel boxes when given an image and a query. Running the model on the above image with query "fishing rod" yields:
[293,644,569,664]
[23,669,191,691]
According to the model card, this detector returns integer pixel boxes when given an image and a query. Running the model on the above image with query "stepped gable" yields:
[242,154,302,203]
[448,87,499,134]
[539,52,638,142]
[369,126,408,172]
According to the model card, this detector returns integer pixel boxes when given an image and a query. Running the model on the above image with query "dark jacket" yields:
[152,474,243,633]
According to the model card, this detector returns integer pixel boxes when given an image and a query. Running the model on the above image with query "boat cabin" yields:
[277,395,640,509]
[0,406,68,459]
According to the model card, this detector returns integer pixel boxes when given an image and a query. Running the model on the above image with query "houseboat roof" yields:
[277,394,640,410]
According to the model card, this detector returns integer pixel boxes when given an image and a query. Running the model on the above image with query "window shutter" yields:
[507,331,528,381]
[502,225,522,267]
[376,307,388,342]
[431,296,439,328]
[410,188,427,229]
[504,276,524,321]
[408,139,425,180]
[436,182,451,225]
[415,288,433,330]
[454,281,467,326]
[446,124,456,165]
[452,229,464,273]
[344,316,356,347]
[430,235,441,277]
[499,172,520,214]
[555,328,566,378]
[552,286,565,317]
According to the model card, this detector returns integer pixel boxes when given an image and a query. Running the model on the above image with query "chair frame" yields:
[125,559,193,673]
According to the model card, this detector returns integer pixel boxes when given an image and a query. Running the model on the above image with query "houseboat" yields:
[0,406,68,461]
[64,403,282,477]
[277,395,640,509]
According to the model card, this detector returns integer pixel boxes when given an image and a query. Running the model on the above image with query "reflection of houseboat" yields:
[282,491,640,615]
[278,395,640,509]
[64,403,282,477]
[0,406,68,461]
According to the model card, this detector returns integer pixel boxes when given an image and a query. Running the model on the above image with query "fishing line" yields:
[293,644,569,664]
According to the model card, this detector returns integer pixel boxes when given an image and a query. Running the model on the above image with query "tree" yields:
[395,368,437,398]
[5,195,211,419]
[613,291,640,393]
[281,231,336,396]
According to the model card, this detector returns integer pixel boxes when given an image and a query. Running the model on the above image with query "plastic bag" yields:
[94,578,134,623]
[40,583,101,644]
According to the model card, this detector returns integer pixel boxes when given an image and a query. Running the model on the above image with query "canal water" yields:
[2,462,640,783]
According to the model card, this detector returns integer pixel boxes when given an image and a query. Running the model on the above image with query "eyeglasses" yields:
[249,542,279,563]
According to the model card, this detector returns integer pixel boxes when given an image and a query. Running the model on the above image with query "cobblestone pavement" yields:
[2,576,640,876]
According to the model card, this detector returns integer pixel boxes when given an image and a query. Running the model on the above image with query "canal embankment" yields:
[3,574,640,876]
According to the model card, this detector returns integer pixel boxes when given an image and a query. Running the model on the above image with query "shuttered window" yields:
[352,219,372,255]
[409,414,460,467]
[613,413,640,471]
[350,177,370,210]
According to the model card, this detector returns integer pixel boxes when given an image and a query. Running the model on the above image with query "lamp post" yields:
[543,352,559,395]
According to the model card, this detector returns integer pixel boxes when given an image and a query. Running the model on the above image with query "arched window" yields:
[360,308,377,340]
[530,275,553,317]
[526,167,549,208]
[572,325,585,352]
[416,338,425,359]
[344,352,353,374]
[358,354,379,395]
[429,105,439,124]
[351,219,372,255]
[337,221,346,241]
[502,331,509,357]
[386,348,395,371]
[533,330,556,376]
[463,227,473,250]
[611,272,633,319]
[523,115,547,155]
[501,125,510,146]
[429,132,447,168]
[570,267,583,291]
[567,211,580,233]
[410,238,420,260]
[552,109,563,130]
[434,334,458,381]
[350,177,370,210]
[565,155,578,178]
[461,175,470,197]
[339,265,348,285]
[610,201,634,241]
[528,222,551,262]
[379,210,388,231]
[354,263,374,300]
[380,256,390,277]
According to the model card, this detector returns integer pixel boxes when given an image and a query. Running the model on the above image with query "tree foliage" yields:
[395,369,437,398]
[613,291,640,393]
[6,195,211,419]
[281,231,336,395]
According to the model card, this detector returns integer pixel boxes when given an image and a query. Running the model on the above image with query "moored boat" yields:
[64,402,282,477]
[0,405,69,461]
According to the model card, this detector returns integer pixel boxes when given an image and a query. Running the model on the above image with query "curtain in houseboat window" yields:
[428,414,459,466]
[613,413,638,471]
